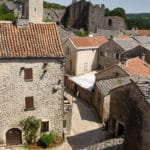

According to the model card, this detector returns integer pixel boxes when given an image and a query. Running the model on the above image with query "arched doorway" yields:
[108,19,112,26]
[6,128,22,145]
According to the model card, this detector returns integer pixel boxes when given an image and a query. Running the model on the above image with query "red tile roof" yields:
[136,30,150,36]
[0,22,64,58]
[119,34,129,39]
[126,57,150,76]
[70,36,108,49]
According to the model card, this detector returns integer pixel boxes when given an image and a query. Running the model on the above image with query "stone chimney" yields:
[140,53,146,61]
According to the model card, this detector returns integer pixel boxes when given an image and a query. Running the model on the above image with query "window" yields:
[100,51,106,57]
[63,120,66,128]
[84,63,88,72]
[114,72,120,77]
[24,68,33,81]
[41,121,49,133]
[25,97,34,111]
[116,53,120,59]
[108,19,112,26]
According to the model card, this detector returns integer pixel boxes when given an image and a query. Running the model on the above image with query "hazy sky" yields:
[46,0,150,13]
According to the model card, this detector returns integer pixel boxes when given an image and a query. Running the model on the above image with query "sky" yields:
[46,0,150,13]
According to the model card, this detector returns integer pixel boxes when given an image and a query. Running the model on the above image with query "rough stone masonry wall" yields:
[121,46,150,64]
[123,85,150,150]
[24,0,43,22]
[109,84,131,135]
[0,58,64,145]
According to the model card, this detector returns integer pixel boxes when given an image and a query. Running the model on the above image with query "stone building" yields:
[98,38,139,68]
[0,21,65,146]
[61,0,125,32]
[23,0,43,23]
[94,57,150,123]
[108,78,150,150]
[122,36,150,64]
[99,36,150,68]
[44,8,65,23]
[0,0,72,146]
[123,79,150,150]
[63,35,108,75]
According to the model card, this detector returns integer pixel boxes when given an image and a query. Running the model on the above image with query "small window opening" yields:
[108,19,112,26]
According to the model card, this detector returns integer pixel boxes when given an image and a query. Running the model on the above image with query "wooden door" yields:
[6,128,22,145]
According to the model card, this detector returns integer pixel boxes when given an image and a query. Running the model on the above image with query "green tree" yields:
[20,116,40,144]
[105,8,111,16]
[0,4,15,21]
[111,7,127,20]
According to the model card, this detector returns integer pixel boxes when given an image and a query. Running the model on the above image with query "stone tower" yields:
[23,0,43,22]
[72,0,77,3]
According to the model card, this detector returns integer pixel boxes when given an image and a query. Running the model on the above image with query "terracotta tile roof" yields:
[126,57,150,76]
[70,36,108,49]
[0,22,64,58]
[118,34,129,39]
[136,30,150,36]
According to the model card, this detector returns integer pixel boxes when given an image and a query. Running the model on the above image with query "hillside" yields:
[127,13,150,18]
[126,13,150,29]
[44,1,66,9]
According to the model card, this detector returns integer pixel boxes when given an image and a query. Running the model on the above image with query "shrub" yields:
[20,116,40,144]
[74,30,89,37]
[38,132,56,148]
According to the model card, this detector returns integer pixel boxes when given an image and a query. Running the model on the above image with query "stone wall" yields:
[62,0,125,32]
[88,4,105,32]
[98,41,124,68]
[63,39,77,75]
[108,84,131,136]
[103,16,125,31]
[24,0,43,22]
[64,98,72,135]
[121,45,150,64]
[0,58,64,145]
[123,84,150,150]
[95,65,129,81]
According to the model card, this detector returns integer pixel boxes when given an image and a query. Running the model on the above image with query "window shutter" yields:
[24,68,33,80]
[25,97,34,110]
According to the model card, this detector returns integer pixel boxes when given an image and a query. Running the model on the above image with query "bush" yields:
[74,30,89,37]
[20,116,40,144]
[38,132,56,148]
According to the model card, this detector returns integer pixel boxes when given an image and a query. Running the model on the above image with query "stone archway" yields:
[6,128,22,145]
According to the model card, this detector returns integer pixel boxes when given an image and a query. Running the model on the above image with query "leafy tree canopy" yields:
[0,4,15,21]
[105,7,126,20]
